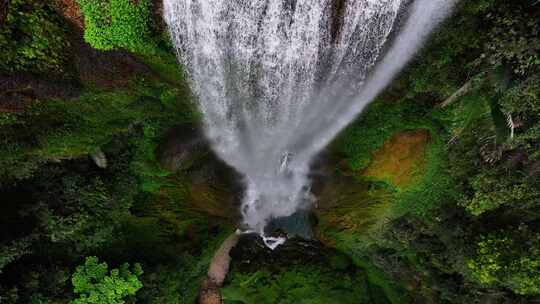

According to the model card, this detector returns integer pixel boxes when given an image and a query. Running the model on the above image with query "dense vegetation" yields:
[1,0,539,303]
[77,0,155,54]
[0,0,70,73]
[328,1,540,302]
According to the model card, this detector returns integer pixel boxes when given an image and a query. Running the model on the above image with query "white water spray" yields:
[164,0,457,242]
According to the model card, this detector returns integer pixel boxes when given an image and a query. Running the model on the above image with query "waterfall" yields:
[164,0,457,244]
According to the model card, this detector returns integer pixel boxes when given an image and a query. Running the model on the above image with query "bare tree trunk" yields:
[0,0,9,25]
[438,79,474,108]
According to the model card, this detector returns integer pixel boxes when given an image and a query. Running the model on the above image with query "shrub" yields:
[468,231,540,295]
[221,267,371,304]
[71,256,143,304]
[0,0,70,73]
[461,170,540,216]
[77,0,155,54]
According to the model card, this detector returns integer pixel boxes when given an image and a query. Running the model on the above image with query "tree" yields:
[38,175,132,253]
[467,230,540,295]
[71,256,143,304]
[462,169,540,216]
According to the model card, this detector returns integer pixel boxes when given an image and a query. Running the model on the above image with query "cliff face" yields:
[0,0,158,114]
[1,1,540,304]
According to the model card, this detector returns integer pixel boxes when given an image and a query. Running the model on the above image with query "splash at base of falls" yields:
[253,211,314,249]
[164,0,457,246]
[235,229,285,251]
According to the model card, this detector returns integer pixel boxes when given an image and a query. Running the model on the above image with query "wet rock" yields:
[157,124,245,223]
[90,148,107,169]
[157,124,209,172]
[265,211,316,239]
[0,74,80,113]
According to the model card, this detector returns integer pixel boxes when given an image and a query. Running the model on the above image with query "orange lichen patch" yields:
[363,129,430,188]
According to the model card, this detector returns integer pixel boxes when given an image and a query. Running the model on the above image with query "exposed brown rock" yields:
[53,0,83,30]
[198,279,222,304]
[0,74,80,113]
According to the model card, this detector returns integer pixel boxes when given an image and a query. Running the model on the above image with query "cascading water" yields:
[164,0,457,247]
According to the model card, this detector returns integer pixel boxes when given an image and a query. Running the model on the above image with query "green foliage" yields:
[0,237,33,274]
[0,144,43,183]
[335,101,456,217]
[1,0,540,303]
[438,92,493,142]
[402,0,539,102]
[439,78,540,217]
[401,1,491,99]
[461,169,540,215]
[0,0,70,73]
[500,77,540,117]
[391,136,455,218]
[0,113,18,126]
[468,230,540,295]
[500,76,540,159]
[77,0,155,54]
[481,2,540,75]
[0,69,194,182]
[71,256,143,304]
[137,230,232,304]
[38,174,132,253]
[336,101,426,171]
[327,3,540,301]
[222,267,372,304]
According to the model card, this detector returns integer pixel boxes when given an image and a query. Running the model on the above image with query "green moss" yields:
[139,49,191,87]
[0,0,70,74]
[390,130,455,218]
[77,0,156,54]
